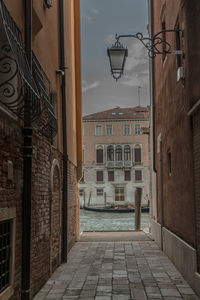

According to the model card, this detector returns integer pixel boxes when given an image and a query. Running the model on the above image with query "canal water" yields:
[80,209,150,233]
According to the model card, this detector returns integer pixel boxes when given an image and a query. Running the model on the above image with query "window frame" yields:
[96,148,104,164]
[108,170,114,182]
[124,124,131,135]
[115,187,125,201]
[96,170,104,183]
[134,145,142,164]
[95,125,102,136]
[96,188,104,196]
[106,124,113,136]
[134,124,141,135]
[135,169,142,182]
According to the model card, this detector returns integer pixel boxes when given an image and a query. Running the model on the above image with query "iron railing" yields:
[0,0,58,139]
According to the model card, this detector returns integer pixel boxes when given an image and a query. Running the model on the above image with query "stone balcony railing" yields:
[106,160,132,168]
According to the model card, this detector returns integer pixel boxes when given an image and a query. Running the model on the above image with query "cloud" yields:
[119,39,149,87]
[82,80,101,93]
[85,8,100,24]
[125,41,148,71]
[105,34,115,44]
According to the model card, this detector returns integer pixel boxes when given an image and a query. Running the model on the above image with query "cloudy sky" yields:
[80,0,150,116]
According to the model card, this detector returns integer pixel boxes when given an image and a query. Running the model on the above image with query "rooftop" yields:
[83,106,149,121]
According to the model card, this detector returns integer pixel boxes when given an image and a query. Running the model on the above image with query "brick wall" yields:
[192,109,200,272]
[0,111,23,300]
[30,132,63,297]
[67,160,79,251]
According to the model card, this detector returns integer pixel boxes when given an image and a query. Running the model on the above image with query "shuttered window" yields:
[96,149,103,164]
[124,170,131,181]
[134,146,141,163]
[135,170,142,182]
[108,170,114,181]
[96,171,103,182]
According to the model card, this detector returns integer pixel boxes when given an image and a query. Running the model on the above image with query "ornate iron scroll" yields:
[115,29,182,58]
[0,0,57,139]
[0,0,40,120]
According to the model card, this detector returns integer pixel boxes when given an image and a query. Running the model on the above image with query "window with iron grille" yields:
[0,220,11,293]
[96,148,103,164]
[96,170,103,182]
[96,189,103,196]
[115,187,124,201]
[108,170,114,181]
[135,170,142,182]
[124,170,131,181]
[106,125,112,136]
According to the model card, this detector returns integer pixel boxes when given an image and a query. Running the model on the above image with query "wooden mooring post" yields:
[135,187,142,230]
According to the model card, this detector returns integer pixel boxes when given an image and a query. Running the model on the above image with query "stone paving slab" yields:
[33,237,200,300]
[79,231,151,242]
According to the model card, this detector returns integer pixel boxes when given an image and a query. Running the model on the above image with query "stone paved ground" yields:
[33,236,200,300]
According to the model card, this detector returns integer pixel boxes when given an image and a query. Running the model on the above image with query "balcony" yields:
[106,161,132,168]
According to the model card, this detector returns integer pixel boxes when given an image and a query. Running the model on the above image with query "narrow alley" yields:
[34,232,199,300]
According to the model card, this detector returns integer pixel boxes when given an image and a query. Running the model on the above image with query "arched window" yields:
[107,146,114,161]
[134,144,141,164]
[124,145,131,161]
[116,145,122,161]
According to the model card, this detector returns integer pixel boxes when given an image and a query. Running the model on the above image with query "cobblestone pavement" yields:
[34,238,200,300]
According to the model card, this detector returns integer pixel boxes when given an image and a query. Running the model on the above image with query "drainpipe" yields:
[21,0,32,299]
[59,0,68,262]
[149,0,156,173]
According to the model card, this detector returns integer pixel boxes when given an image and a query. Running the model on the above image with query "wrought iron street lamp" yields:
[107,30,182,80]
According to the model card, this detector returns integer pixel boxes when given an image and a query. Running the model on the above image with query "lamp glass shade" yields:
[109,49,127,71]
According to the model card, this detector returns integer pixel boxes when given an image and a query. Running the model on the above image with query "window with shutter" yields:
[124,170,131,181]
[96,170,103,182]
[135,170,142,182]
[134,145,141,163]
[108,170,114,181]
[96,149,103,164]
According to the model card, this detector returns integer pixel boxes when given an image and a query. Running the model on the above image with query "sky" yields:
[80,0,150,116]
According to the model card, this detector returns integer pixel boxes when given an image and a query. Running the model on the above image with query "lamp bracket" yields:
[115,29,183,58]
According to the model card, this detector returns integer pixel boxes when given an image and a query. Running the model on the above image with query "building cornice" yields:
[83,118,150,123]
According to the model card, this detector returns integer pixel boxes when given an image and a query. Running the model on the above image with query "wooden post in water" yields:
[104,192,107,208]
[135,187,142,230]
[83,191,86,207]
[88,191,92,206]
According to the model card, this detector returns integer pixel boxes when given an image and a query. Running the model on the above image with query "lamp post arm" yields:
[115,29,183,57]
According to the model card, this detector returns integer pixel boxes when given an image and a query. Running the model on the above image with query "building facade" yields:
[149,0,200,296]
[79,106,150,208]
[0,0,82,299]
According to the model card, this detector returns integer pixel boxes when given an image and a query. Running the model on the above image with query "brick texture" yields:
[0,111,23,300]
[192,109,200,272]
